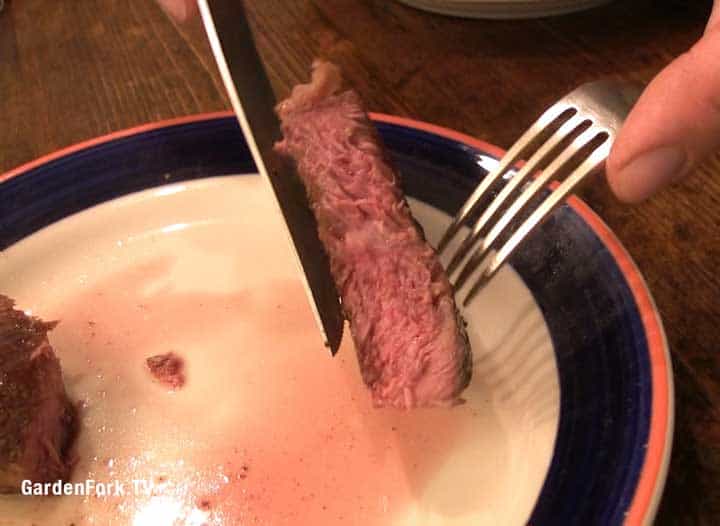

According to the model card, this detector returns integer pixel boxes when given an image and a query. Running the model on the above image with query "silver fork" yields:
[438,81,641,305]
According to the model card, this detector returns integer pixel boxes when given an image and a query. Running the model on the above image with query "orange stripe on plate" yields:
[1,111,673,524]
[566,197,672,525]
[0,111,235,183]
[371,112,673,525]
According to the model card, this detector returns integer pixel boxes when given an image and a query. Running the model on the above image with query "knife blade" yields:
[198,0,344,354]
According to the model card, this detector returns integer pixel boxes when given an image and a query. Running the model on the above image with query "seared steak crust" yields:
[0,295,75,493]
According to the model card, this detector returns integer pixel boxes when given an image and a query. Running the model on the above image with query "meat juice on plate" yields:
[0,176,558,525]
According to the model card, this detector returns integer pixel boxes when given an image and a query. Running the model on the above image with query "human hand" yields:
[157,0,197,23]
[606,1,720,202]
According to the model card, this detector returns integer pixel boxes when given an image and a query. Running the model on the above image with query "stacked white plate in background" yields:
[395,0,613,19]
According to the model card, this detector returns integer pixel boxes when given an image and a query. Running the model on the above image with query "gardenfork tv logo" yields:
[21,479,159,497]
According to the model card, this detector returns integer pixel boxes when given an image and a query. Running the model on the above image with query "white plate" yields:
[396,0,612,19]
[0,176,558,525]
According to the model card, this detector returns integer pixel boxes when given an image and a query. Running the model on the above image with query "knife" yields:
[197,0,344,354]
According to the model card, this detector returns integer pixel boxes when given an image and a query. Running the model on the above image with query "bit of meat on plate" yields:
[274,61,472,409]
[146,351,186,389]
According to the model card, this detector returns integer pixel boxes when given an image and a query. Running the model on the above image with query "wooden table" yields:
[1,1,718,523]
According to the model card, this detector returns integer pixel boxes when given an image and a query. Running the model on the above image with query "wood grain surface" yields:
[1,0,718,523]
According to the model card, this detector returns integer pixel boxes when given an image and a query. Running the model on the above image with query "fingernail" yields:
[614,147,687,202]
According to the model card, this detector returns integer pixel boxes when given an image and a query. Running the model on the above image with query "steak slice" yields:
[275,61,472,409]
[0,295,75,493]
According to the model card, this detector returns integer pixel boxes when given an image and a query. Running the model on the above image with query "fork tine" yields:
[453,124,604,291]
[462,137,611,305]
[436,101,572,254]
[445,113,589,275]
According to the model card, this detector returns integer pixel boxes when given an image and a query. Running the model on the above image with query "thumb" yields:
[157,0,198,23]
[607,2,720,203]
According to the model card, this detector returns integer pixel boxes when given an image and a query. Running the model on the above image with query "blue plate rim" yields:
[0,111,674,523]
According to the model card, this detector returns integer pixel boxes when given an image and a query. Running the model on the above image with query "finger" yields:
[607,3,720,203]
[708,0,720,32]
[157,0,198,23]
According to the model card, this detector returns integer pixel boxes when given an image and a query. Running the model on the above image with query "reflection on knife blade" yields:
[198,0,344,354]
